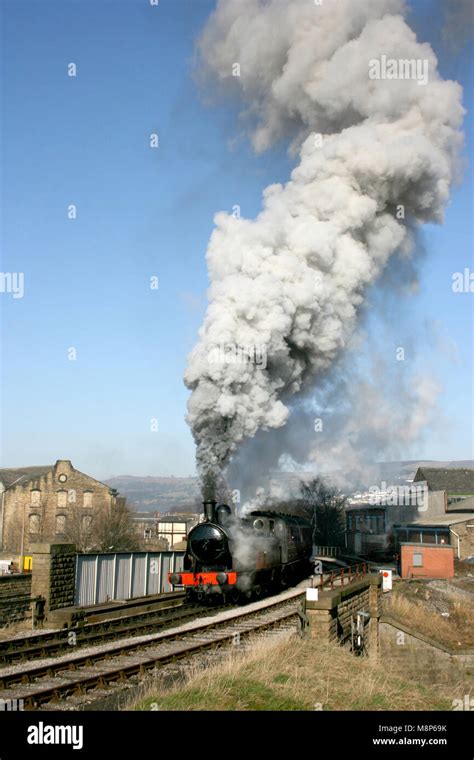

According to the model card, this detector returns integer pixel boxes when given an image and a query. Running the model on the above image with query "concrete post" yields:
[368,574,382,661]
[30,542,53,619]
[305,590,340,642]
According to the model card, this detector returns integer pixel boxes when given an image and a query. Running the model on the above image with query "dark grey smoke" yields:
[185,0,465,491]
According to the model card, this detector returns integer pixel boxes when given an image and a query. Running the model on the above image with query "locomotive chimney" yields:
[202,499,217,523]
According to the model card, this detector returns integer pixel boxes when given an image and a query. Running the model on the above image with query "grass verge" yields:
[133,633,451,712]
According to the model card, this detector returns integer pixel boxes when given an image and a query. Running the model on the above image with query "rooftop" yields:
[414,467,474,494]
[0,466,54,488]
[397,512,474,527]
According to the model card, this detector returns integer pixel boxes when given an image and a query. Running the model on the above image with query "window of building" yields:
[413,552,423,567]
[144,528,152,541]
[29,513,40,534]
[30,490,41,507]
[57,490,67,508]
[83,491,93,508]
[55,514,67,534]
[347,515,353,531]
[82,514,92,531]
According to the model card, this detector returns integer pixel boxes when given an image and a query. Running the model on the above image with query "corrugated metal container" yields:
[75,551,184,606]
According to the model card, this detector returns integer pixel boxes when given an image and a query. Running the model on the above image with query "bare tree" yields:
[63,502,94,552]
[63,498,140,553]
[297,477,346,547]
[91,498,140,552]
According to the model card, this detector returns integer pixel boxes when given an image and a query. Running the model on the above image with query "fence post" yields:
[143,553,148,596]
[112,554,117,600]
[159,552,164,593]
[128,553,133,599]
[94,555,99,604]
[74,553,79,606]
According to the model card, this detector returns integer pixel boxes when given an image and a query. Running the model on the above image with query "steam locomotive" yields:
[169,500,312,602]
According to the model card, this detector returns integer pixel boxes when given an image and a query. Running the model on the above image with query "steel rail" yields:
[0,595,305,708]
[20,606,302,709]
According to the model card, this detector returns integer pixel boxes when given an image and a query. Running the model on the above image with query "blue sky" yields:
[0,0,472,480]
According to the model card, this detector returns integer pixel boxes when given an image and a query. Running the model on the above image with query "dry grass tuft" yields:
[133,633,450,712]
[0,619,34,640]
[384,583,474,649]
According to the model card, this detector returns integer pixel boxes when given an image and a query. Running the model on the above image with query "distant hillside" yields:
[105,475,200,513]
[106,460,473,513]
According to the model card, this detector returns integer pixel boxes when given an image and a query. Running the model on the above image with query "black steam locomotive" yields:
[169,500,312,602]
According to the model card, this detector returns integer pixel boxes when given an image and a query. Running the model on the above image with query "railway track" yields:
[0,594,213,665]
[0,590,306,710]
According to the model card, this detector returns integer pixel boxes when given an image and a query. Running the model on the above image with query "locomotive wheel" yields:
[229,589,240,605]
[270,569,281,592]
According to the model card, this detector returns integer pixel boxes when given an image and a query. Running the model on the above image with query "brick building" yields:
[0,460,120,557]
[394,512,474,560]
[400,543,455,579]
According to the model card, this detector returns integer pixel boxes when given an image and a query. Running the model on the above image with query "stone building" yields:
[0,460,120,557]
[131,512,198,550]
[413,466,474,511]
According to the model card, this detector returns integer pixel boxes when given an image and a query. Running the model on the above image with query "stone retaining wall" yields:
[0,573,32,626]
[305,575,382,656]
[30,542,76,619]
[50,546,76,611]
[379,615,474,688]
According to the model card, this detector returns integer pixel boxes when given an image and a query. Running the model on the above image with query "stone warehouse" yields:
[0,460,121,556]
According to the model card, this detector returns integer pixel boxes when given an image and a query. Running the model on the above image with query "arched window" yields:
[57,490,67,509]
[55,514,67,534]
[29,513,40,534]
[30,490,41,507]
[83,491,93,508]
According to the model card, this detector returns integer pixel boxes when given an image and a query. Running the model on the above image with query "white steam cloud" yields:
[185,0,464,488]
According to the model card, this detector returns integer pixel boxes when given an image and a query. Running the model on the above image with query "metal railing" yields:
[319,562,369,590]
[313,545,342,558]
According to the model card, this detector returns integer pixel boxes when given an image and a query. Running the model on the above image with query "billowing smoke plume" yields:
[226,358,441,505]
[185,0,464,489]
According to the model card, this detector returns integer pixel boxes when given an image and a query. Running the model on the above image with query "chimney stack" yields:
[202,500,217,523]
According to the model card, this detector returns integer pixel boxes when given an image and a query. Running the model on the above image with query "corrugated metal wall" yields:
[74,551,185,606]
